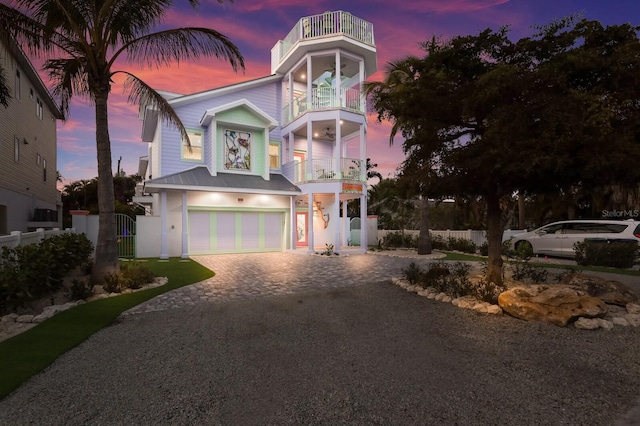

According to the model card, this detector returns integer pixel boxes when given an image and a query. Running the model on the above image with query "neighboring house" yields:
[136,10,377,257]
[0,38,64,235]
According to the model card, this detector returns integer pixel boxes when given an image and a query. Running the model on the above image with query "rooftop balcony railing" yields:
[282,157,364,184]
[272,11,374,69]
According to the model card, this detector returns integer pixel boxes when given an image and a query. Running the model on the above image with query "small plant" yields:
[402,262,425,285]
[555,266,578,282]
[102,272,126,293]
[446,237,477,254]
[479,242,489,256]
[474,277,507,304]
[509,247,548,283]
[381,231,417,249]
[121,262,156,289]
[429,234,447,250]
[321,244,336,256]
[67,278,94,301]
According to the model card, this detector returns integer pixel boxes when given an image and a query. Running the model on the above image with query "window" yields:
[29,88,34,100]
[14,136,20,162]
[269,143,280,169]
[36,153,41,165]
[181,130,203,161]
[224,129,251,170]
[36,97,43,120]
[43,158,47,182]
[15,70,21,100]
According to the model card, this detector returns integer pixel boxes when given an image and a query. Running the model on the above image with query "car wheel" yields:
[515,241,533,257]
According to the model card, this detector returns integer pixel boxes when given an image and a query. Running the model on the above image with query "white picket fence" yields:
[378,229,526,247]
[0,228,75,250]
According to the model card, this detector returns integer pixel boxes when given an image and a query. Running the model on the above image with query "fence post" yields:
[10,231,21,248]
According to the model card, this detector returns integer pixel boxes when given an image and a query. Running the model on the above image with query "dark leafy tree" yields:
[0,63,10,107]
[366,19,640,284]
[0,0,244,282]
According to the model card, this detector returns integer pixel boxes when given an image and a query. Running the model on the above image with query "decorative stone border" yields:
[391,277,640,330]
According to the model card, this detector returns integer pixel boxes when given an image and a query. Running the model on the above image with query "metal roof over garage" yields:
[143,166,301,195]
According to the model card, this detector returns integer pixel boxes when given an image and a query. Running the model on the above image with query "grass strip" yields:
[0,258,214,400]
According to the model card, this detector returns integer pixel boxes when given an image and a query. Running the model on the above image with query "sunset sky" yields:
[48,0,639,188]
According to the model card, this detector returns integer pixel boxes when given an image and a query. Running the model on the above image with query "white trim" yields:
[200,98,278,128]
[169,75,282,108]
[144,183,300,196]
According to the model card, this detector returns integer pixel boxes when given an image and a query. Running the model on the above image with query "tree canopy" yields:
[366,18,640,283]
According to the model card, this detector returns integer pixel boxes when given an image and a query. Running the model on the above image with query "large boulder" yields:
[560,273,638,306]
[498,285,608,327]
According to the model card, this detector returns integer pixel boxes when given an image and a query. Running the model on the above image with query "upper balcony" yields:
[282,156,364,184]
[271,11,376,77]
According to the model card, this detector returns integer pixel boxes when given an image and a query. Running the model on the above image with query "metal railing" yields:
[282,156,363,183]
[272,11,374,69]
[283,87,364,124]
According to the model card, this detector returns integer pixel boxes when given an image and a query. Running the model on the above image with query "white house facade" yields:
[136,11,377,258]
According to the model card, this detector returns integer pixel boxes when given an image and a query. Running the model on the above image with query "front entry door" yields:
[296,212,308,247]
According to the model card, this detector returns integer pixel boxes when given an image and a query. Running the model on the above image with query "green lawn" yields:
[0,258,214,400]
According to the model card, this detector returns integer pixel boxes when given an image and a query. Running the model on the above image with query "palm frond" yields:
[0,62,11,107]
[120,71,191,144]
[117,27,244,72]
[45,57,89,116]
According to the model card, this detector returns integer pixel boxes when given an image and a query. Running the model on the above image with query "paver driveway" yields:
[125,252,443,315]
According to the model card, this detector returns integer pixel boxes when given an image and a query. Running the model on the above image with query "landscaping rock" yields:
[626,314,640,327]
[1,313,18,322]
[453,296,479,309]
[560,273,638,306]
[487,305,503,315]
[472,303,489,314]
[498,285,608,327]
[574,318,613,330]
[627,302,640,315]
[612,317,629,327]
[441,295,452,303]
[16,315,35,323]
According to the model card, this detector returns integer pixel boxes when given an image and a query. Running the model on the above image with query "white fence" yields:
[0,228,75,250]
[377,229,526,247]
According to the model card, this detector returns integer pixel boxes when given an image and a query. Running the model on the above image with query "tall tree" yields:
[366,19,640,284]
[0,0,244,282]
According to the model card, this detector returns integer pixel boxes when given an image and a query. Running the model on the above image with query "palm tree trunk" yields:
[91,89,119,283]
[417,196,432,255]
[485,192,504,285]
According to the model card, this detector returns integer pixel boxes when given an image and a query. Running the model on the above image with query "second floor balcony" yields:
[282,156,364,184]
[283,86,364,124]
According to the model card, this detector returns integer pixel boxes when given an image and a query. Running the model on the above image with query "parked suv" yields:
[511,219,640,258]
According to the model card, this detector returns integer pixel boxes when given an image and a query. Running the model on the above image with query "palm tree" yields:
[0,0,244,282]
[364,59,432,254]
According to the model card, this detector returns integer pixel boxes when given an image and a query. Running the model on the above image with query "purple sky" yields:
[49,0,639,188]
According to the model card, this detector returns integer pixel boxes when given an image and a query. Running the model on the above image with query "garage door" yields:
[188,211,284,254]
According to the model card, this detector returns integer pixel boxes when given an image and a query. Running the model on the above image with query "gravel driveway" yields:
[0,266,639,425]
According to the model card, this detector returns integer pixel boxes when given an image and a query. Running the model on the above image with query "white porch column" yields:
[360,191,367,251]
[306,120,313,180]
[306,56,313,109]
[359,125,366,180]
[335,52,341,107]
[334,118,342,178]
[333,191,341,252]
[307,192,314,252]
[181,191,188,258]
[160,190,168,259]
[342,200,349,247]
[290,196,296,251]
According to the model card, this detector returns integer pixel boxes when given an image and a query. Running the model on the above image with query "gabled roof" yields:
[200,98,278,129]
[3,38,63,119]
[166,74,281,108]
[144,166,300,195]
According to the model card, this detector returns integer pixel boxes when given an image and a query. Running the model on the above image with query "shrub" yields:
[381,231,417,249]
[474,278,507,304]
[574,239,638,269]
[68,278,94,301]
[479,242,489,256]
[446,237,477,254]
[120,262,156,289]
[509,247,548,283]
[429,234,447,250]
[402,262,425,285]
[0,233,94,314]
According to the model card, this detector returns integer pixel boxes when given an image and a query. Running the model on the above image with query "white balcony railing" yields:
[283,157,363,183]
[283,87,364,124]
[272,11,375,69]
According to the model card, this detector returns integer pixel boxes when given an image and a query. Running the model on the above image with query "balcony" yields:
[283,86,364,124]
[283,157,364,183]
[271,11,375,73]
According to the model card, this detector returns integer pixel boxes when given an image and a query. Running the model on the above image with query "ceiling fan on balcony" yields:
[326,62,345,77]
[324,127,336,140]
